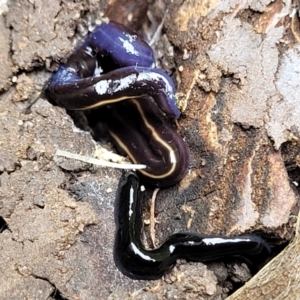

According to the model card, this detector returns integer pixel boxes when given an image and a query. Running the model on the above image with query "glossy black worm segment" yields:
[114,171,272,280]
[106,98,189,187]
[46,21,188,186]
[46,21,180,118]
[47,65,180,119]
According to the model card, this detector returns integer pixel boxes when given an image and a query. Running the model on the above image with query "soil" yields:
[1,0,300,299]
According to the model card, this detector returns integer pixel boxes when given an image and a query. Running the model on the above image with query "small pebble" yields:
[178,65,184,72]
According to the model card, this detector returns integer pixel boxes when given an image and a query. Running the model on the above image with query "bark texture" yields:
[1,0,299,299]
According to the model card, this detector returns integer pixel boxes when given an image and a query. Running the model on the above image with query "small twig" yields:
[56,149,147,170]
[150,188,160,247]
[149,10,168,46]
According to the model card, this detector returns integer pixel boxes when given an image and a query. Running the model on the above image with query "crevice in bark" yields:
[49,287,69,300]
[0,216,8,233]
[32,275,70,300]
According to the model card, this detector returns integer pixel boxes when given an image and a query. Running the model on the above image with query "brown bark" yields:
[1,0,299,299]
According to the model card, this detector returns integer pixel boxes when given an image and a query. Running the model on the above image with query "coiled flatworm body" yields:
[46,21,189,187]
[46,21,271,280]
